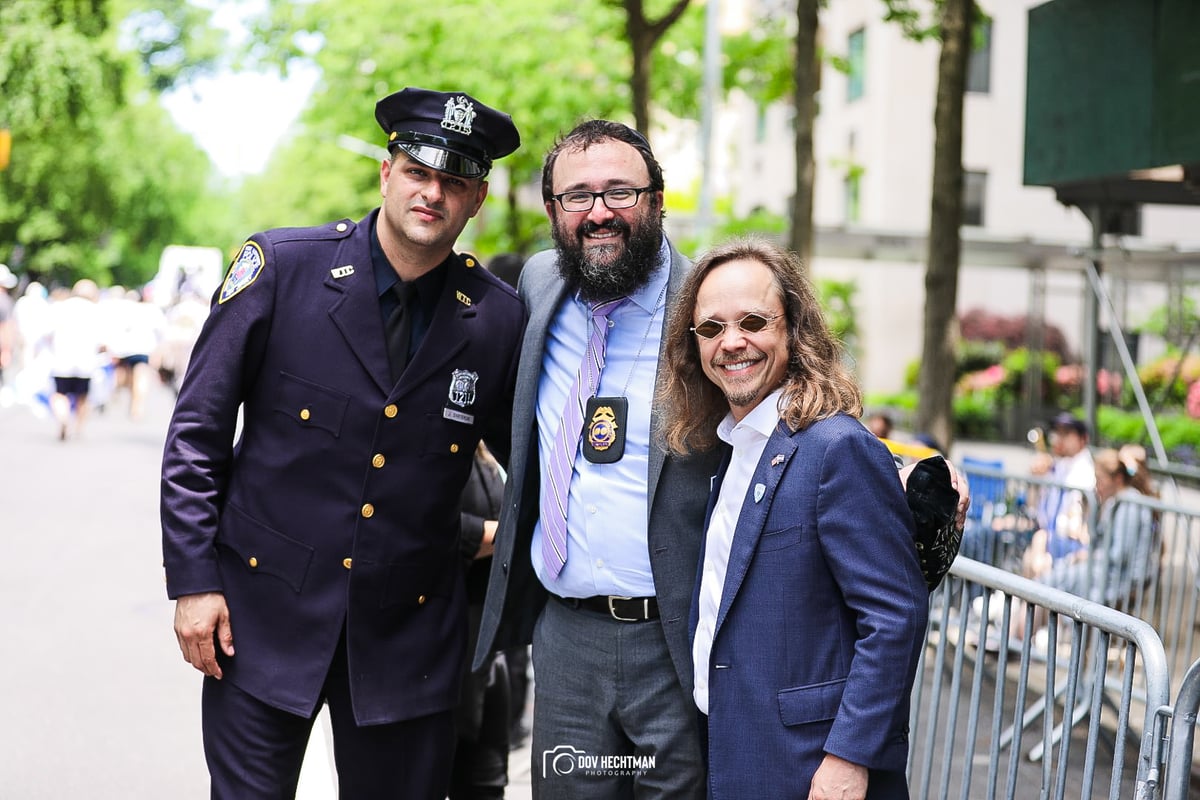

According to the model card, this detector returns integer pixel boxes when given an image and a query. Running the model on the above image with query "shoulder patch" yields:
[219,242,265,304]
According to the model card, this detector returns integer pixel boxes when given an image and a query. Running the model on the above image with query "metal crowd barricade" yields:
[910,557,1170,800]
[1106,493,1200,704]
[1163,657,1200,800]
[956,462,1098,577]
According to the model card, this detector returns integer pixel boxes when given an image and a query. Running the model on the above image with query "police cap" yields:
[375,87,520,179]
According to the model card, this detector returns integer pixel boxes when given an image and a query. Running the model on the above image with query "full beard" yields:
[552,212,663,304]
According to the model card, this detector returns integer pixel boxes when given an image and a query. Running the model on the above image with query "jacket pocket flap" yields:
[217,503,314,593]
[381,559,457,608]
[273,371,350,437]
[778,678,846,726]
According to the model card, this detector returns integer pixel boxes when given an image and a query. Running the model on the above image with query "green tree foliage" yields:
[0,0,231,288]
[241,0,706,255]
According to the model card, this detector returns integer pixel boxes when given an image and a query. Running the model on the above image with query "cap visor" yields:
[395,143,486,178]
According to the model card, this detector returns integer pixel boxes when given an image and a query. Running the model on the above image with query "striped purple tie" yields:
[541,297,627,578]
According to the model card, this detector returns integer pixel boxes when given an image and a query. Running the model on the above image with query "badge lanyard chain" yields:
[590,281,667,400]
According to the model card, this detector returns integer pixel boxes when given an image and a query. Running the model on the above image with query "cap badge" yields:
[441,96,476,136]
[448,369,479,408]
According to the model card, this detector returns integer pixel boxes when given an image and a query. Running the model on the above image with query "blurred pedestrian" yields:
[1022,412,1095,580]
[47,279,104,440]
[104,288,166,420]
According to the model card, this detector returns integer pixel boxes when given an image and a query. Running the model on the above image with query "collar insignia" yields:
[330,265,354,279]
[455,290,472,306]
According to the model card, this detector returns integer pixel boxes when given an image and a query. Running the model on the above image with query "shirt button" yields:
[343,558,352,570]
[371,454,385,468]
[299,408,311,421]
[596,559,604,568]
[361,504,375,518]
[587,505,598,514]
[384,404,398,418]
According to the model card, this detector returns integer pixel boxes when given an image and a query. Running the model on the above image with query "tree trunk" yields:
[788,0,820,266]
[620,0,691,135]
[915,0,973,451]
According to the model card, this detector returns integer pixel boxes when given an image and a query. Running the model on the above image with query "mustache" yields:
[578,219,630,237]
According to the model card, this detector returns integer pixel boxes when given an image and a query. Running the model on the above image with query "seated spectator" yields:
[1021,413,1095,580]
[1041,447,1157,606]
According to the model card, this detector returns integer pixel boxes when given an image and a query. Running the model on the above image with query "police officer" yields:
[161,87,524,799]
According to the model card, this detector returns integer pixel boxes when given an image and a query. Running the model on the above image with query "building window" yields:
[963,170,987,226]
[967,19,992,94]
[847,28,865,102]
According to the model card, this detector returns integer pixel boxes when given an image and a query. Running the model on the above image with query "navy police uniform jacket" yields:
[160,208,525,725]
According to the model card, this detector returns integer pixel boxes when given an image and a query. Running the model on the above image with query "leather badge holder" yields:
[582,396,627,464]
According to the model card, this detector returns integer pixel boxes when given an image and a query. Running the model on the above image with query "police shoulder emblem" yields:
[219,242,265,304]
[448,369,479,408]
[441,97,476,135]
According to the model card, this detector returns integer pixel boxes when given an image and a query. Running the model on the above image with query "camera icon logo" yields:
[542,744,586,778]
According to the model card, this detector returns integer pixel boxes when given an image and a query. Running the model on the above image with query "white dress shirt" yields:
[693,389,784,714]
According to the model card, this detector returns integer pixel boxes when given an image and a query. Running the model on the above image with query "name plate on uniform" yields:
[443,408,475,425]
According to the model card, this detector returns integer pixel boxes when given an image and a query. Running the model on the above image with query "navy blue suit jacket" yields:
[693,413,927,799]
[161,209,524,725]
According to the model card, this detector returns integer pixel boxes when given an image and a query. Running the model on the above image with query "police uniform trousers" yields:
[202,624,455,800]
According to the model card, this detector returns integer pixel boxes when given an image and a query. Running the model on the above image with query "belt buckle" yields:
[607,595,640,622]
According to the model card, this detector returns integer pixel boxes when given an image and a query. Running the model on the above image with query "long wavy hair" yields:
[658,237,862,455]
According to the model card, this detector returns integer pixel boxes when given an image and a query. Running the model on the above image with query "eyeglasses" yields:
[690,312,782,340]
[550,186,653,212]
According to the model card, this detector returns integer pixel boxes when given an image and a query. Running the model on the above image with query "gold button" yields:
[361,503,375,518]
[464,257,476,268]
[450,443,459,454]
[371,453,385,468]
[418,595,427,605]
[343,558,353,570]
[248,557,258,568]
[336,222,348,232]
[384,404,398,418]
[299,408,310,421]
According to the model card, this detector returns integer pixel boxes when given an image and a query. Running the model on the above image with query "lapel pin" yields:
[753,483,766,503]
[455,290,473,306]
[330,265,354,279]
[770,454,784,467]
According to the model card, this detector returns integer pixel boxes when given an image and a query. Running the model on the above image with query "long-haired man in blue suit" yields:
[659,237,928,799]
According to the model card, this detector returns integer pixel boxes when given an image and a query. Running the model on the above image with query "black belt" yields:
[554,593,659,622]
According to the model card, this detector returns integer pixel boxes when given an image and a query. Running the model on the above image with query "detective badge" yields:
[443,369,478,425]
[583,396,628,464]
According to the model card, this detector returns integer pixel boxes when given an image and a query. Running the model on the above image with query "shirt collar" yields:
[717,388,785,447]
[370,217,449,309]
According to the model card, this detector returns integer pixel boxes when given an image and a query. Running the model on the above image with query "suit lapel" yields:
[391,265,470,399]
[325,221,392,395]
[712,426,798,640]
[647,244,691,513]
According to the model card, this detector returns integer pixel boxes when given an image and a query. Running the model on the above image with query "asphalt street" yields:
[0,382,533,799]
